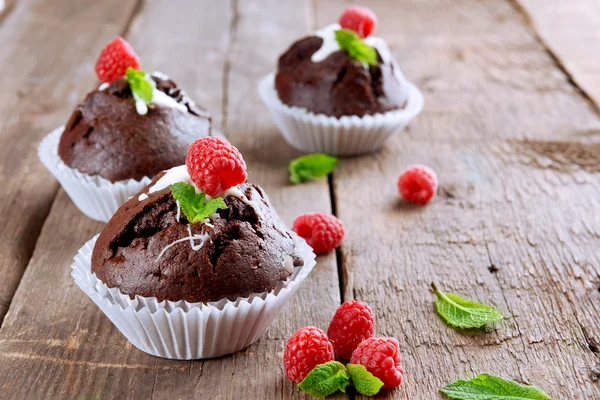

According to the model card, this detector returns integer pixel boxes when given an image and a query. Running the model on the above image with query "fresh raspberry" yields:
[327,300,375,359]
[95,37,141,83]
[350,337,404,389]
[292,213,344,254]
[283,326,335,383]
[186,137,247,197]
[397,164,438,205]
[339,6,378,38]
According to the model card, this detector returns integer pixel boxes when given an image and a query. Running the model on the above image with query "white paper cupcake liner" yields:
[71,233,316,360]
[38,127,152,223]
[258,73,424,156]
[38,127,226,223]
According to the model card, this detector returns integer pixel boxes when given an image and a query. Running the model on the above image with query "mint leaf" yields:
[335,29,378,66]
[346,364,384,396]
[432,283,503,329]
[170,182,227,224]
[125,67,153,104]
[289,154,338,184]
[298,361,349,398]
[441,374,551,400]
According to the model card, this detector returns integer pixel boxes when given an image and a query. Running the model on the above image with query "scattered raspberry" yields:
[293,213,344,254]
[350,337,404,389]
[284,326,335,383]
[327,300,375,359]
[95,37,141,83]
[186,137,247,197]
[397,164,438,205]
[339,6,378,38]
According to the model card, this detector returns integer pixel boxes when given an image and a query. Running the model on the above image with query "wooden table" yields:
[1,0,599,398]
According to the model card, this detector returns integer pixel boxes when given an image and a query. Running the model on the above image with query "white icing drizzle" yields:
[175,200,181,221]
[133,91,149,115]
[155,225,209,262]
[311,24,341,63]
[132,72,188,116]
[151,71,170,80]
[139,165,191,200]
[98,82,109,91]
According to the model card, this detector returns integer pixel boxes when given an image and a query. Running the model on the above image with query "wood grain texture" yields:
[315,0,600,398]
[0,0,140,324]
[515,0,600,110]
[0,0,341,399]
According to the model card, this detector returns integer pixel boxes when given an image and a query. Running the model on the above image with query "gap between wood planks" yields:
[509,0,600,363]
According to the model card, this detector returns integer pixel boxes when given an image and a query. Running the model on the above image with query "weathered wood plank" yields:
[0,0,341,399]
[515,0,600,110]
[314,0,600,398]
[0,0,140,324]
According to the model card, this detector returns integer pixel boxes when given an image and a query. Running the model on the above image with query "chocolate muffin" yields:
[275,25,408,118]
[91,176,304,303]
[58,74,212,182]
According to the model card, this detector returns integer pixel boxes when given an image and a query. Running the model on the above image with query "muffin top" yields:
[58,74,211,182]
[275,23,409,118]
[91,171,304,303]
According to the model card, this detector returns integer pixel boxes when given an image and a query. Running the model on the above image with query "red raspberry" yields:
[292,213,344,254]
[339,6,378,38]
[283,326,335,383]
[327,300,375,359]
[186,137,247,197]
[397,164,438,205]
[95,37,141,83]
[350,337,404,389]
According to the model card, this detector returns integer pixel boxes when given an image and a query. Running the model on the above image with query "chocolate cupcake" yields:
[259,6,423,155]
[39,37,212,222]
[71,137,316,359]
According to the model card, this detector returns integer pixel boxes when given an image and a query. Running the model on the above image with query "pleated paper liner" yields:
[38,127,152,222]
[38,127,227,223]
[258,73,424,156]
[71,233,316,359]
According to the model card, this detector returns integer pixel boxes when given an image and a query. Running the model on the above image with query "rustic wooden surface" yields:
[0,0,598,399]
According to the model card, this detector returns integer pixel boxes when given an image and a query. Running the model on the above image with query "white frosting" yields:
[175,200,181,221]
[155,225,210,262]
[139,165,191,200]
[133,91,149,115]
[151,71,170,80]
[98,82,109,91]
[132,72,188,116]
[311,24,341,63]
[151,89,188,113]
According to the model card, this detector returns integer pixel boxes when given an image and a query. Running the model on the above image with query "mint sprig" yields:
[335,29,378,66]
[298,361,349,398]
[289,153,338,184]
[346,364,384,396]
[125,67,153,104]
[170,182,227,223]
[432,283,503,329]
[441,374,551,400]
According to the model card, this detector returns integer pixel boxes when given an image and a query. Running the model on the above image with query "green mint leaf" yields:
[335,29,378,66]
[432,283,503,329]
[125,67,153,104]
[346,364,384,396]
[298,361,349,398]
[289,153,338,184]
[441,374,551,400]
[170,182,227,224]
